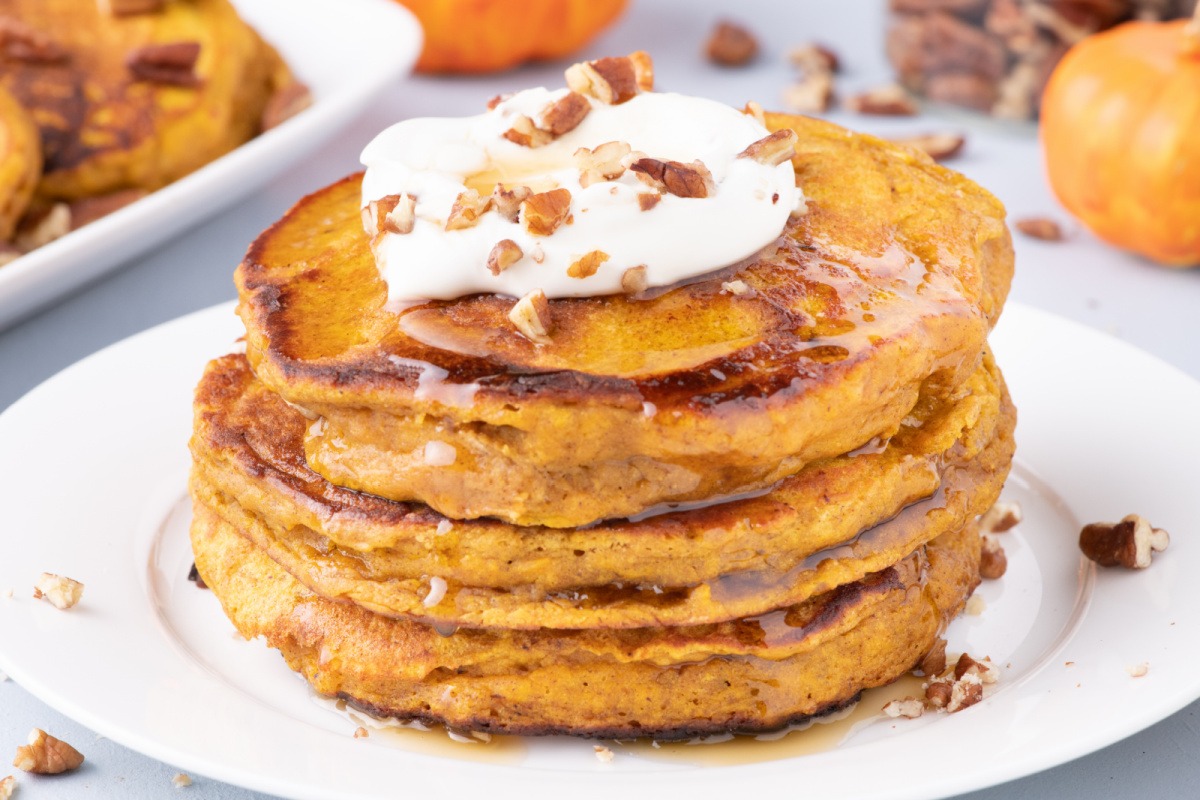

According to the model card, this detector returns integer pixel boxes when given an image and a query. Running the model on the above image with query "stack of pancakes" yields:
[189,111,1015,738]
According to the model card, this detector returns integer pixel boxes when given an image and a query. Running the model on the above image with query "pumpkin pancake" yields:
[0,84,39,242]
[0,0,296,202]
[236,113,1013,529]
[188,350,1013,629]
[191,498,981,738]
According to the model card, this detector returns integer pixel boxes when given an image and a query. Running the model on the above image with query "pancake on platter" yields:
[236,109,1013,529]
[191,499,982,739]
[0,0,298,202]
[190,350,1014,630]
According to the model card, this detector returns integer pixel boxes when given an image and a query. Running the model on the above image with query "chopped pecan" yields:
[13,729,84,774]
[721,279,750,295]
[782,72,834,113]
[508,289,552,343]
[946,672,984,713]
[980,500,1022,532]
[620,265,648,294]
[788,42,840,74]
[924,680,952,708]
[502,115,552,148]
[261,81,313,130]
[705,20,759,67]
[630,158,715,199]
[14,204,71,251]
[0,17,68,63]
[0,775,14,799]
[888,132,965,161]
[491,185,531,222]
[567,250,608,279]
[521,189,572,236]
[980,535,1008,579]
[738,129,798,166]
[445,189,489,231]
[882,698,925,719]
[486,239,523,275]
[954,653,999,684]
[637,192,661,212]
[126,41,201,87]
[539,91,591,136]
[575,141,631,188]
[845,84,918,115]
[565,53,651,104]
[1015,216,1064,241]
[363,194,416,237]
[33,573,83,610]
[1079,514,1169,569]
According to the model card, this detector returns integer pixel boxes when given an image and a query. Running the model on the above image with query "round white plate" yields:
[0,302,1197,800]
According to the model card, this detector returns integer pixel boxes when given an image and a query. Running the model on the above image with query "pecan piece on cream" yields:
[445,189,489,231]
[845,84,918,116]
[363,194,416,237]
[502,115,552,148]
[565,52,652,105]
[521,188,572,236]
[539,91,591,136]
[486,239,523,275]
[575,141,631,188]
[126,41,201,87]
[567,250,608,279]
[491,185,532,222]
[620,265,648,294]
[1079,514,1169,569]
[630,158,715,199]
[508,289,552,343]
[637,192,661,212]
[738,129,798,166]
[705,20,759,67]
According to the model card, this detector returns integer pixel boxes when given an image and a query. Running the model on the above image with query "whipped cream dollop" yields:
[360,86,800,303]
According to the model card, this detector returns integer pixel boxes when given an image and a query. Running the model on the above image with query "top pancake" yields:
[0,0,291,201]
[237,112,1013,528]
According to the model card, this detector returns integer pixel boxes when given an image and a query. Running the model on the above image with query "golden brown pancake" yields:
[0,84,39,241]
[189,351,1013,629]
[0,0,294,201]
[191,499,981,738]
[236,113,1013,528]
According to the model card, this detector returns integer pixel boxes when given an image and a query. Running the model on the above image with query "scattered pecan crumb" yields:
[1015,217,1063,241]
[1127,662,1149,678]
[32,573,83,610]
[593,744,614,763]
[630,158,715,199]
[575,141,631,188]
[353,727,369,739]
[620,266,648,294]
[566,53,651,105]
[126,41,201,87]
[888,132,965,162]
[567,250,608,279]
[491,185,531,222]
[445,189,489,231]
[508,289,552,343]
[0,775,14,800]
[261,82,313,131]
[964,594,986,616]
[12,729,84,774]
[845,84,918,115]
[705,20,759,67]
[186,563,208,590]
[981,500,1022,533]
[954,653,999,684]
[980,535,1007,580]
[486,240,523,276]
[502,115,552,148]
[738,129,798,166]
[171,772,192,788]
[486,93,510,111]
[521,188,572,236]
[882,697,925,719]
[1080,514,1169,569]
[788,43,840,74]
[539,91,591,136]
[99,0,165,15]
[0,17,68,63]
[636,192,661,212]
[919,638,947,677]
[14,204,71,252]
[721,280,750,296]
[946,672,984,713]
[782,72,834,113]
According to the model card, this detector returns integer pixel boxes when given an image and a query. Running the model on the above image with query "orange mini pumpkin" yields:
[396,0,629,74]
[1041,6,1200,267]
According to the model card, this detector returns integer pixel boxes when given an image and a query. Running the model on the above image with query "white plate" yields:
[0,0,420,330]
[1,302,1198,800]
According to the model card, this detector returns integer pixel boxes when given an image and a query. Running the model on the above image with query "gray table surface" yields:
[3,0,1199,797]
